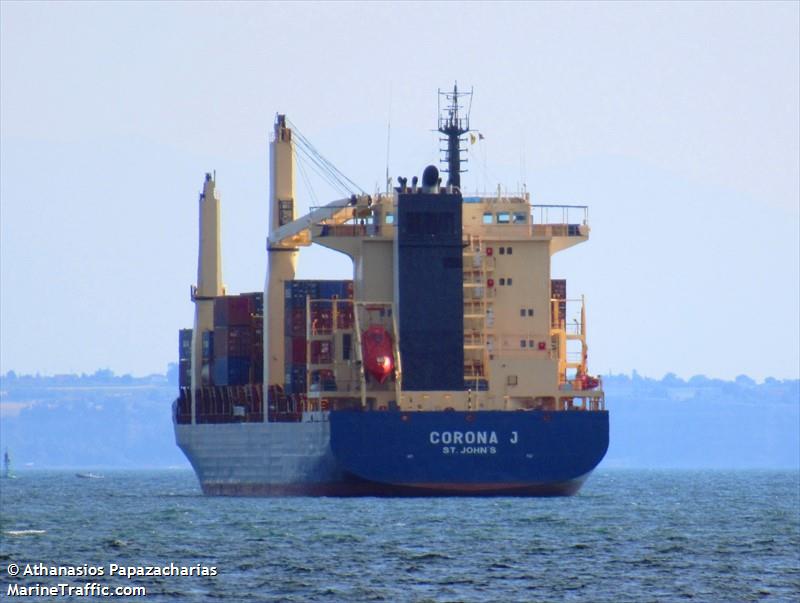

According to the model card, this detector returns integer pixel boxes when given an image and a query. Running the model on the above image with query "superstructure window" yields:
[499,247,505,255]
[520,340,526,348]
[507,247,513,255]
[497,212,510,224]
[513,212,527,224]
[499,278,506,286]
[527,308,533,316]
[507,278,513,286]
[483,212,493,224]
[520,309,526,317]
[385,213,394,224]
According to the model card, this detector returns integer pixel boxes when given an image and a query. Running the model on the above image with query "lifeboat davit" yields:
[362,325,394,384]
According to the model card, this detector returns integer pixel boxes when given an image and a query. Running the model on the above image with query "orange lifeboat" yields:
[362,325,394,384]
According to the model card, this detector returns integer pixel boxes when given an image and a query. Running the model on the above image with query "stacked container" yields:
[283,280,353,394]
[213,295,255,385]
[551,279,567,328]
[178,328,193,387]
[200,330,214,386]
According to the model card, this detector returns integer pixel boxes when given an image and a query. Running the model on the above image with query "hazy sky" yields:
[1,1,798,381]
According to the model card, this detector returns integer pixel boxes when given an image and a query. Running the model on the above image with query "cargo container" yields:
[202,330,214,361]
[551,279,567,326]
[179,328,193,361]
[213,356,251,386]
[285,336,307,364]
[284,364,307,393]
[214,295,252,327]
[214,326,254,357]
[178,359,191,387]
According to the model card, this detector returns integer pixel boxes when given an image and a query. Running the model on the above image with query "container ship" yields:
[173,86,608,496]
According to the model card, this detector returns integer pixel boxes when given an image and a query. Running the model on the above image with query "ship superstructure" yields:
[174,87,607,496]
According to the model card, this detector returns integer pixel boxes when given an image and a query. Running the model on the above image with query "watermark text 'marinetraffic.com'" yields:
[4,562,220,598]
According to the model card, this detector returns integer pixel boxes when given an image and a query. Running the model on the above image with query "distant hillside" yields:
[0,369,183,469]
[603,372,799,469]
[0,369,797,470]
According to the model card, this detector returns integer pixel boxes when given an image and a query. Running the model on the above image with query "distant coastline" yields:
[1,368,798,470]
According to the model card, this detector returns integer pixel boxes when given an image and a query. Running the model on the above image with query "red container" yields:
[285,337,307,364]
[214,326,254,357]
[214,296,253,327]
[285,307,306,337]
[310,340,333,364]
[309,307,332,333]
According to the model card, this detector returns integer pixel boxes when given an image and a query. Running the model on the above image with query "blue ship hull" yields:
[328,410,609,496]
[176,409,608,497]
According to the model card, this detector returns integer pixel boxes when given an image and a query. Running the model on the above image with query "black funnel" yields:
[421,165,439,193]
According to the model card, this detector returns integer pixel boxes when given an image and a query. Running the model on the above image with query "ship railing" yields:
[306,299,355,336]
[316,222,381,237]
[183,385,265,424]
[464,206,588,240]
[554,392,605,412]
[530,204,589,228]
[550,297,585,334]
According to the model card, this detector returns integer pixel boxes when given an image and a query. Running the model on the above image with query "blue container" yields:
[179,329,193,361]
[202,330,214,361]
[213,356,251,386]
[286,280,320,303]
[284,364,307,394]
[318,280,350,300]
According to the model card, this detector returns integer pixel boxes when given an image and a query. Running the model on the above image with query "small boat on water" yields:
[5,529,46,537]
[75,472,104,479]
[2,448,15,479]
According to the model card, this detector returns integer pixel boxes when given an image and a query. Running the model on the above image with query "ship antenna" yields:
[385,84,392,194]
[437,82,473,190]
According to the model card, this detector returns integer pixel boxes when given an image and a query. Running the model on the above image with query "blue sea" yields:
[1,470,798,602]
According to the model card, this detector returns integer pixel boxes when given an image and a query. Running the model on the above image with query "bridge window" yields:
[513,212,527,224]
[385,213,394,224]
[497,212,510,224]
[483,212,493,224]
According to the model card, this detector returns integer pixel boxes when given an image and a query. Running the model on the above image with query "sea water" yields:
[1,470,798,602]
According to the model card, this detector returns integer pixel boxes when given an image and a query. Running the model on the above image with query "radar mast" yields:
[437,83,473,190]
